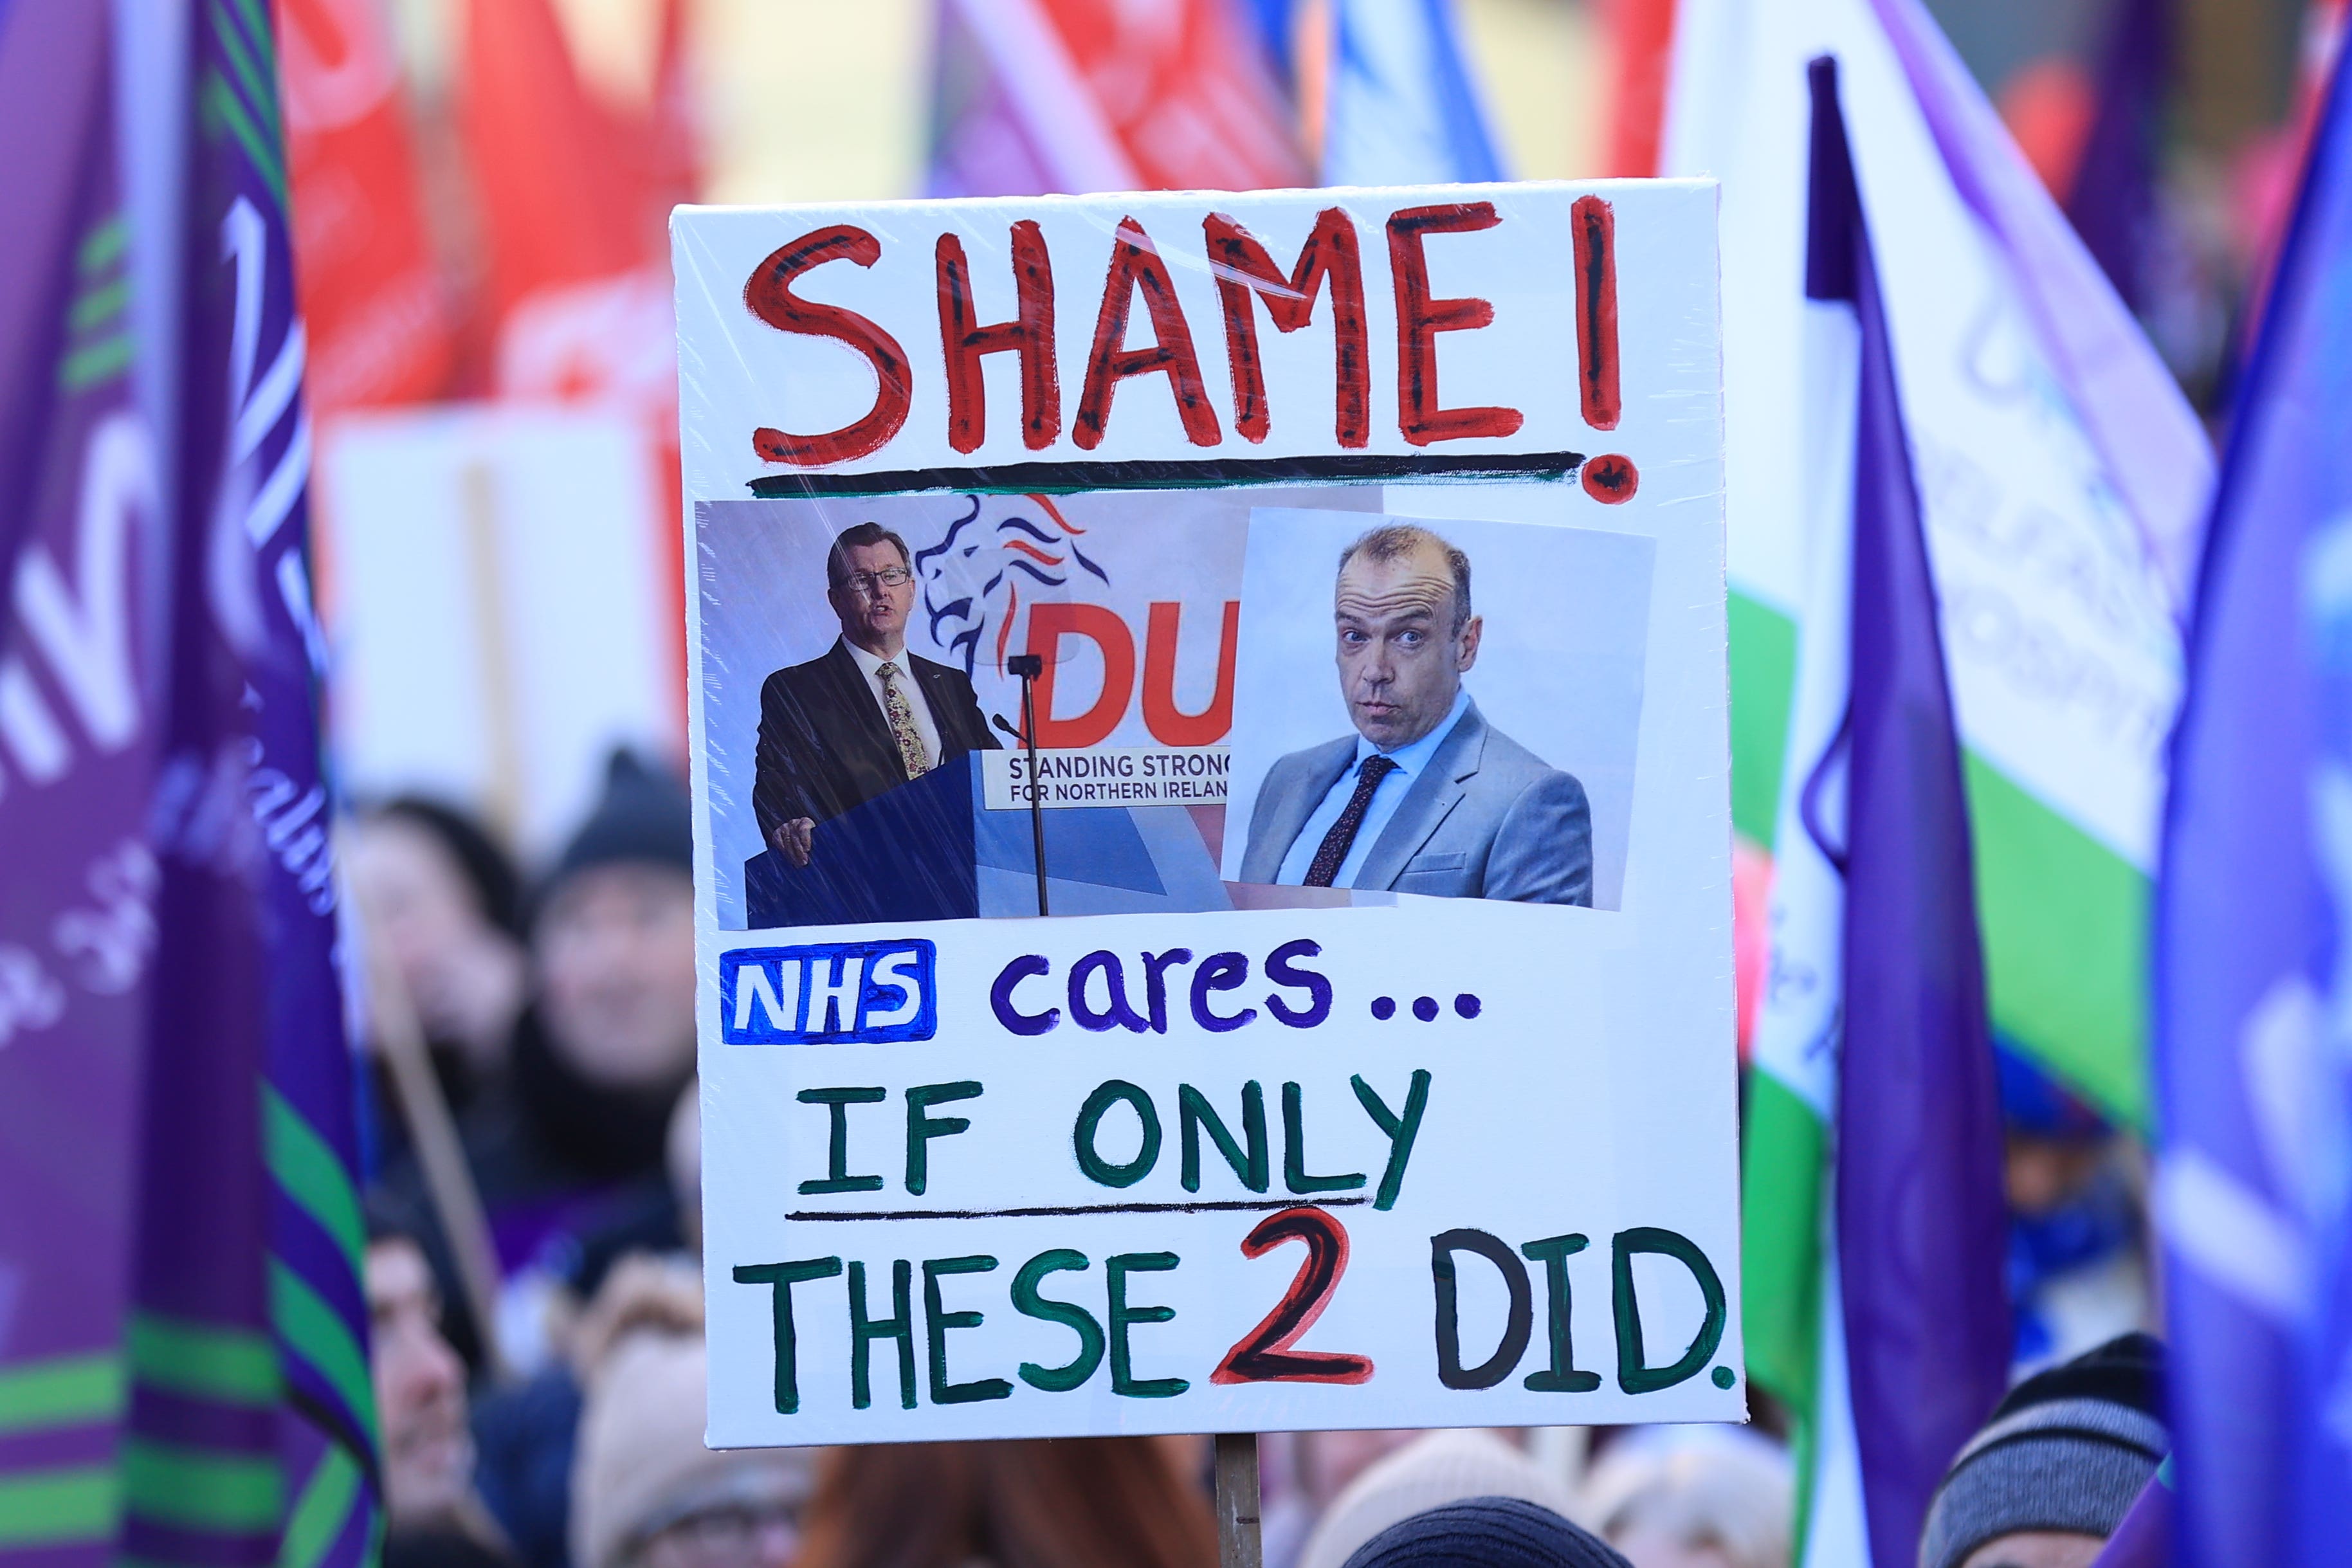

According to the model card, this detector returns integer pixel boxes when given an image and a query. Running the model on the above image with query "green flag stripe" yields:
[1740,1070,1828,1566]
[59,333,133,392]
[1726,590,2152,1129]
[228,0,277,83]
[1739,1068,1824,1417]
[0,1353,123,1436]
[1964,753,2150,1128]
[0,1466,117,1546]
[269,1262,375,1429]
[265,1087,368,1260]
[127,1313,280,1407]
[77,215,129,276]
[121,1439,282,1533]
[1728,592,1798,849]
[208,3,275,149]
[69,277,129,334]
[200,71,285,203]
[277,1446,363,1568]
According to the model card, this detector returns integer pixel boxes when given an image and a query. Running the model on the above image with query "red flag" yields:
[278,0,453,409]
[639,0,700,233]
[931,0,1304,197]
[1603,0,1678,177]
[454,0,696,729]
[456,0,671,403]
[1043,0,1304,190]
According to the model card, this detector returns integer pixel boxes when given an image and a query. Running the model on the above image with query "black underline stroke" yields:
[746,450,1587,498]
[788,1196,1371,1222]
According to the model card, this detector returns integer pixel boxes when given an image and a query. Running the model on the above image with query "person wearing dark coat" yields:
[376,751,697,1357]
[754,521,998,870]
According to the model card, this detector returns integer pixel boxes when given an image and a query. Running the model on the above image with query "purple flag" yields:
[2090,1470,2173,1568]
[2155,33,2352,1568]
[1807,53,2011,1568]
[130,1,383,1562]
[0,0,377,1556]
[2064,0,2170,315]
[0,3,163,1558]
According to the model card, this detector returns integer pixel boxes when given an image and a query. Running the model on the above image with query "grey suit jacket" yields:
[1237,701,1594,906]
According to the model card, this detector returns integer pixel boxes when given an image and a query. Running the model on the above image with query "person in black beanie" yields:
[1917,1333,2167,1568]
[1341,1497,1634,1568]
[376,751,699,1366]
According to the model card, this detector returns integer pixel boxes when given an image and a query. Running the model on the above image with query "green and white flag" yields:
[1668,0,2203,1133]
[1667,0,2209,1558]
[1744,287,1864,1558]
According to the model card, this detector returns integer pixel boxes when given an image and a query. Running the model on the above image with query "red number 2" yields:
[1210,1206,1375,1385]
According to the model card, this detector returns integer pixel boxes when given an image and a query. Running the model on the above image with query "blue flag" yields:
[2156,34,2352,1568]
[1324,0,1503,185]
[1248,0,1506,185]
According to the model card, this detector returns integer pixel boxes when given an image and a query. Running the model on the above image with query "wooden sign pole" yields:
[1214,1432,1263,1568]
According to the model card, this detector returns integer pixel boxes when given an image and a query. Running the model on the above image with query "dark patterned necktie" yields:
[1304,754,1399,887]
[877,661,930,779]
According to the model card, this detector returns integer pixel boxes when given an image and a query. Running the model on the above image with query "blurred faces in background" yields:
[535,860,697,1089]
[363,752,702,1392]
[348,798,529,1086]
[530,749,699,1093]
[1293,1430,1576,1568]
[570,1306,816,1568]
[367,1232,479,1527]
[1578,1430,1792,1568]
[1995,1052,2148,1374]
[790,1436,1216,1568]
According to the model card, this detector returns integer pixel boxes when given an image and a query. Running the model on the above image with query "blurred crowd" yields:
[347,749,2165,1568]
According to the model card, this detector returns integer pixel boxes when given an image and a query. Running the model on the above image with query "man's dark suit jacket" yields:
[754,639,999,844]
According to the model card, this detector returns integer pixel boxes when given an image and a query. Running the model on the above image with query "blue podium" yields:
[743,756,980,928]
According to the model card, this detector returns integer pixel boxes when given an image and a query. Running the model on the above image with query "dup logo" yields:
[719,939,937,1044]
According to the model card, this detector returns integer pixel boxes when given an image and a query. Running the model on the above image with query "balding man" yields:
[1239,524,1593,906]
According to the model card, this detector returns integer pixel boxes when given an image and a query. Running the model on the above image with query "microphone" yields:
[992,714,1026,745]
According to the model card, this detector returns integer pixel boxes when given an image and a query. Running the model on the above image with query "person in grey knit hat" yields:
[1917,1333,2167,1568]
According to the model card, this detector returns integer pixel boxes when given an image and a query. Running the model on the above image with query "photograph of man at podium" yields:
[749,522,999,922]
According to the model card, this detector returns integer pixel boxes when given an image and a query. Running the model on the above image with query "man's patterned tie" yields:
[877,661,931,779]
[1304,754,1399,887]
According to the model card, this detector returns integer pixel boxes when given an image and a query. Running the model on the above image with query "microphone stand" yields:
[999,653,1049,916]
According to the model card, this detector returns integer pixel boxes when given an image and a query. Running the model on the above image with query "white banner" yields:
[676,181,1742,1445]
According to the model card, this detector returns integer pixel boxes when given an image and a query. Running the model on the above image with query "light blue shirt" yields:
[1276,688,1472,887]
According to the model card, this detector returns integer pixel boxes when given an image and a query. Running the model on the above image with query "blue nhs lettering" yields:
[719,940,937,1044]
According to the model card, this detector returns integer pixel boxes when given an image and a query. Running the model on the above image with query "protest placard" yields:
[673,181,1738,1446]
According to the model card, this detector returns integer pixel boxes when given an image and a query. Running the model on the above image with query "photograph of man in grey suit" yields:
[1237,524,1594,905]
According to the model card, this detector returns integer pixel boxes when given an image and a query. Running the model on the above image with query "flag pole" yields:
[352,862,514,1383]
[1214,1432,1263,1568]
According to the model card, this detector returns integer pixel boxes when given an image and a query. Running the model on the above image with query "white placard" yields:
[675,181,1740,1445]
[315,405,679,857]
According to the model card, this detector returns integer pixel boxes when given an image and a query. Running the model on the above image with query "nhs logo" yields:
[718,939,938,1044]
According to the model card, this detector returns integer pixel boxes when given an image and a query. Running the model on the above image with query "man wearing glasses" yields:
[754,522,998,868]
